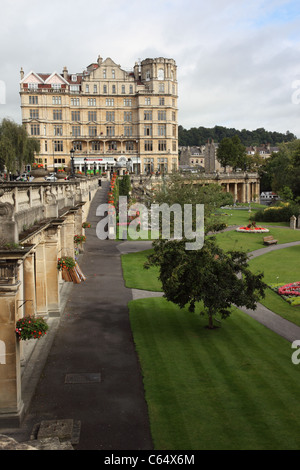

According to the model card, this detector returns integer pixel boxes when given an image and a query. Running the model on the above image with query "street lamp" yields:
[93,161,96,176]
[70,148,75,178]
[84,157,87,176]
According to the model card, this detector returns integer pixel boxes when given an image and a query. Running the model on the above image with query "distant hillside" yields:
[178,125,296,147]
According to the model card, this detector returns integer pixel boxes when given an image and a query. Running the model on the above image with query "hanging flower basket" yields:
[82,222,91,228]
[16,316,48,341]
[74,235,86,245]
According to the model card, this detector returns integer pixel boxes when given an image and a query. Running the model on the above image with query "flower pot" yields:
[56,172,67,179]
[31,169,48,177]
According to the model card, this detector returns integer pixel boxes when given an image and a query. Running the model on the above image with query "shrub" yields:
[254,202,300,222]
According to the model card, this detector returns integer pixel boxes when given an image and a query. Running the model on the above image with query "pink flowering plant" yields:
[16,315,48,341]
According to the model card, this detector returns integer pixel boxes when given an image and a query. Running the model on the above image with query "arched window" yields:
[158,68,164,80]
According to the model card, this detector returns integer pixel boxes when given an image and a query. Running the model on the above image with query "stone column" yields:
[0,260,24,427]
[290,215,297,230]
[23,252,36,317]
[234,183,238,203]
[64,213,75,259]
[44,227,60,317]
[35,238,48,317]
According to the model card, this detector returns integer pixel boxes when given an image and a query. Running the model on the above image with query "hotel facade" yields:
[19,55,178,175]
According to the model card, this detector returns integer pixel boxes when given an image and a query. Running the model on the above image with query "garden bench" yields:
[263,235,278,246]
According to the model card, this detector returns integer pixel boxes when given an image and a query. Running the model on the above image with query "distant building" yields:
[19,55,178,174]
[246,144,279,159]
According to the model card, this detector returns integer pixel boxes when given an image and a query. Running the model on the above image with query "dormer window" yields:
[72,74,77,82]
[52,83,61,90]
[146,71,151,81]
[112,69,115,79]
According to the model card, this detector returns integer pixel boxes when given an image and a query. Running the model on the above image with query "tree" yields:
[217,135,247,171]
[145,237,266,329]
[261,140,300,199]
[0,118,40,174]
[151,172,232,234]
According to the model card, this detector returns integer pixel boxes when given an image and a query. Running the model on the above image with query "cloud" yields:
[1,0,300,137]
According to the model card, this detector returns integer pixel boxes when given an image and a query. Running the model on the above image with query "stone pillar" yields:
[290,215,297,230]
[0,260,24,427]
[0,203,19,244]
[35,238,48,317]
[64,213,75,259]
[23,253,36,317]
[234,183,238,203]
[44,227,60,317]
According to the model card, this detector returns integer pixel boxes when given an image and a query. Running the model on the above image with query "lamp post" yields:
[70,148,75,178]
[84,157,87,176]
[94,161,96,176]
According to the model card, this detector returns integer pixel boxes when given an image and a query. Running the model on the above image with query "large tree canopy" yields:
[259,140,300,199]
[217,135,247,171]
[0,118,40,173]
[178,125,296,147]
[150,172,233,234]
[145,237,266,329]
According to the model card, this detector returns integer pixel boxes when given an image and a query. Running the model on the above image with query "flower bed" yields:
[236,226,270,233]
[278,282,300,297]
[270,282,300,307]
[236,221,269,233]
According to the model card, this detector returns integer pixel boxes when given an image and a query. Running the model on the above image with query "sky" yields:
[1,0,300,137]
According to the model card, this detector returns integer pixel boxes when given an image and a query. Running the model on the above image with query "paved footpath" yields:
[1,185,153,450]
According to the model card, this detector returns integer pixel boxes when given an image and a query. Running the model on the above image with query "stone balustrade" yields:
[0,178,99,244]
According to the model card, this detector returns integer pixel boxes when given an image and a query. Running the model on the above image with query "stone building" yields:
[19,55,178,175]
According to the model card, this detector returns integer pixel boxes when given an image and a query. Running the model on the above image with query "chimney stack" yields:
[63,66,68,80]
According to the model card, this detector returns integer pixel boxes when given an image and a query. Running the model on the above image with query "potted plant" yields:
[56,167,67,179]
[31,162,48,177]
[82,222,91,228]
[57,255,86,284]
[16,315,48,341]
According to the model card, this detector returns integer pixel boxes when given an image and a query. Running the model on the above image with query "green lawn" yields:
[129,297,300,450]
[211,226,300,253]
[216,206,289,227]
[248,245,300,326]
[121,249,162,291]
[121,221,300,449]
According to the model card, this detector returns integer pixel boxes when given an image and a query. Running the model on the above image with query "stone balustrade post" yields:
[23,252,36,317]
[35,237,48,317]
[44,226,61,317]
